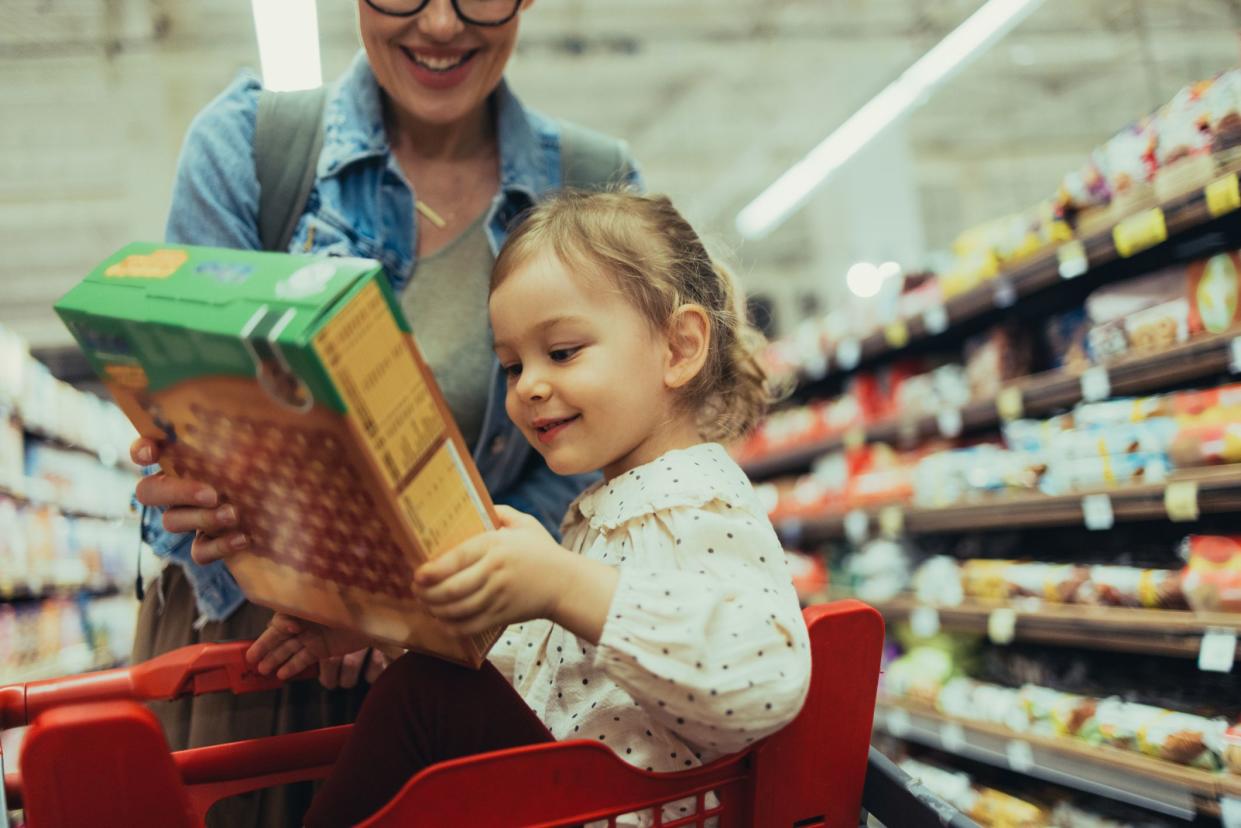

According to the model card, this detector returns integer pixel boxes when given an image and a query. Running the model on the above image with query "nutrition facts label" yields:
[315,280,441,487]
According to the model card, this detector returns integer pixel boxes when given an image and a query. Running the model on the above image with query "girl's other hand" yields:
[413,505,575,635]
[130,437,249,563]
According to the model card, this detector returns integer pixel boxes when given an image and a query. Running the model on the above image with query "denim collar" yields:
[318,50,551,203]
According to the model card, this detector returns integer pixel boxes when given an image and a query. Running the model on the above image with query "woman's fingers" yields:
[319,656,343,689]
[337,649,368,689]
[190,531,249,565]
[365,649,390,684]
[276,648,319,681]
[162,503,241,535]
[136,472,218,510]
[129,437,160,466]
[256,634,308,677]
[247,623,293,665]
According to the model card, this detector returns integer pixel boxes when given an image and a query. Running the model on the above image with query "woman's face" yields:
[358,0,530,128]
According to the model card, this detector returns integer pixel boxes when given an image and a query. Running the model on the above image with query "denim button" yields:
[491,435,507,455]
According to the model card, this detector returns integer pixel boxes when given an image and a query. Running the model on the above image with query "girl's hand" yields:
[413,505,577,636]
[246,613,373,680]
[130,437,249,564]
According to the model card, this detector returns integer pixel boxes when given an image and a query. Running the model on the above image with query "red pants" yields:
[304,652,554,827]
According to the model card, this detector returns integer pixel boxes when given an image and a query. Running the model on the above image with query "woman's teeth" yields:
[410,51,470,72]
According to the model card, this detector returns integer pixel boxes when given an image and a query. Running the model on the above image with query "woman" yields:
[132,1,641,824]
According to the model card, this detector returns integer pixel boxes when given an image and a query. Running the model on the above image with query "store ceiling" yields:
[4,0,1241,352]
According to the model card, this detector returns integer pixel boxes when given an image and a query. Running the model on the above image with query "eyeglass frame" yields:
[363,0,522,27]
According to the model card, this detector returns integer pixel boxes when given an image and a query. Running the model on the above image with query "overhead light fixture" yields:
[251,0,323,92]
[735,0,1044,240]
[846,262,882,298]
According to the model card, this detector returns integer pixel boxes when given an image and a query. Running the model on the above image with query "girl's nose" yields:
[516,371,550,402]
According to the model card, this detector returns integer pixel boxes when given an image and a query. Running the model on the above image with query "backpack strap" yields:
[558,120,635,190]
[255,87,329,252]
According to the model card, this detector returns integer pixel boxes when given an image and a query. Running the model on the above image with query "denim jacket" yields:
[145,51,641,621]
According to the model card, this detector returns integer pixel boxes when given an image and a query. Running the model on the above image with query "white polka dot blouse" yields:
[487,442,812,778]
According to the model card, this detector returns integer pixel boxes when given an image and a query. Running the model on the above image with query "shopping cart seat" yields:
[2,600,883,828]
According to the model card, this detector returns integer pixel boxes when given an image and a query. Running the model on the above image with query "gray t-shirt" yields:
[400,213,494,449]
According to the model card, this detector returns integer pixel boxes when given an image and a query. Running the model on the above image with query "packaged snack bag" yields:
[1180,535,1241,613]
[1187,251,1241,335]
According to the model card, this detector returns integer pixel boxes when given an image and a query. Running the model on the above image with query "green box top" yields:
[54,242,389,342]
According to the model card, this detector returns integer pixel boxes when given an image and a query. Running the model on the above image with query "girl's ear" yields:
[663,305,711,391]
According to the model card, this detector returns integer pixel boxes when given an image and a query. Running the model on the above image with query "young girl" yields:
[238,191,812,826]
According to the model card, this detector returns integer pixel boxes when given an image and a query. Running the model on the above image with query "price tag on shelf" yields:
[1080,366,1111,402]
[1006,740,1035,773]
[843,426,866,451]
[987,608,1018,645]
[1082,493,1115,531]
[936,408,963,439]
[886,707,911,738]
[910,606,941,639]
[844,509,869,545]
[922,305,949,336]
[939,721,966,753]
[1207,172,1241,218]
[1164,480,1200,522]
[884,319,910,349]
[1198,628,1237,673]
[878,505,905,539]
[1057,240,1088,280]
[997,387,1024,422]
[1113,207,1168,257]
[993,277,1017,309]
[837,338,862,371]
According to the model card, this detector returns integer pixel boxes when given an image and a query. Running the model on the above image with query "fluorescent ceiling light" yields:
[251,0,323,92]
[736,0,1044,240]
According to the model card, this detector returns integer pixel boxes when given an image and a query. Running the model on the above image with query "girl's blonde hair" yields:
[492,190,772,442]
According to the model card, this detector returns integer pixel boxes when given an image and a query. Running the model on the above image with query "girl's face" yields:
[358,0,529,129]
[490,253,694,481]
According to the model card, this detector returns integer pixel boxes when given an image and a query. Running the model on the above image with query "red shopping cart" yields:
[2,600,882,827]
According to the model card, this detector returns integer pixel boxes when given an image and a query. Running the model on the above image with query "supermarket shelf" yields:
[0,646,121,686]
[774,466,1241,543]
[870,596,1241,659]
[874,697,1241,819]
[0,583,120,605]
[806,166,1241,385]
[0,474,136,523]
[743,331,1241,480]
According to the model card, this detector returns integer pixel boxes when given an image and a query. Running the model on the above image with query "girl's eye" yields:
[550,347,579,363]
[503,363,522,380]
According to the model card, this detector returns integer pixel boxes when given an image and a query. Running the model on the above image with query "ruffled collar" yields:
[562,443,759,534]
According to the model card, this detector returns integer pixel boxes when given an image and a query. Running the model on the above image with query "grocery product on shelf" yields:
[1180,534,1241,613]
[0,323,142,688]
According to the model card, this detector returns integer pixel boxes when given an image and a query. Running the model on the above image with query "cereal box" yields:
[55,242,501,667]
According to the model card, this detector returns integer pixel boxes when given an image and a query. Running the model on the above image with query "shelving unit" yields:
[775,465,1241,544]
[796,168,1241,389]
[870,596,1241,660]
[874,697,1241,819]
[746,331,1241,481]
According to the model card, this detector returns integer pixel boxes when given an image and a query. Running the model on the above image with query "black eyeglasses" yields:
[364,0,522,27]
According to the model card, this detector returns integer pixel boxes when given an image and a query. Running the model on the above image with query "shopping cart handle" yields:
[2,641,311,729]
